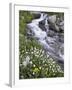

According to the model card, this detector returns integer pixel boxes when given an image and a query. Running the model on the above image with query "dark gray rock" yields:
[59,21,64,31]
[49,23,60,32]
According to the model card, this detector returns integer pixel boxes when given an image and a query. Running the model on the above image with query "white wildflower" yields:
[20,64,22,66]
[26,52,28,54]
[26,56,30,61]
[33,72,35,75]
[43,60,45,63]
[57,67,61,71]
[33,64,36,67]
[31,52,33,54]
[50,65,51,69]
[31,47,33,50]
[35,54,39,57]
[23,56,30,67]
[30,61,32,64]
[36,51,39,54]
[23,61,27,67]
[39,67,41,69]
[52,68,55,72]
[46,54,49,58]
[42,50,44,54]
[21,75,24,79]
[53,65,55,68]
[52,61,55,64]
[40,54,43,57]
[34,47,36,50]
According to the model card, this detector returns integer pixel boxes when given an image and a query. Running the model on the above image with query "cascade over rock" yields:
[27,13,64,63]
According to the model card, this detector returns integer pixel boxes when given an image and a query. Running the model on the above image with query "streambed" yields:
[27,12,64,63]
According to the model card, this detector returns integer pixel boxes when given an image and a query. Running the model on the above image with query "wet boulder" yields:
[48,15,56,24]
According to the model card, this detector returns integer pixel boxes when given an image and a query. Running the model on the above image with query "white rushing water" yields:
[27,13,64,63]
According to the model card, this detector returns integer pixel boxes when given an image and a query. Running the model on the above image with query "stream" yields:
[27,13,64,64]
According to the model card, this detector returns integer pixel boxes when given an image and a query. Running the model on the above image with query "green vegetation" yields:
[19,11,64,79]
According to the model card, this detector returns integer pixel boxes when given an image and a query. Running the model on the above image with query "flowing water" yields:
[27,13,64,63]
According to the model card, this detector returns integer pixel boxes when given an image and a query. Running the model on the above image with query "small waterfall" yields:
[27,13,64,63]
